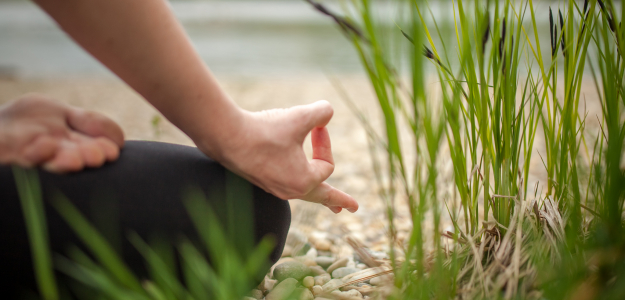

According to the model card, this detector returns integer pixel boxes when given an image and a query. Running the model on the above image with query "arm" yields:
[33,0,358,213]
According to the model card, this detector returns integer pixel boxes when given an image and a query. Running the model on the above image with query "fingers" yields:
[67,108,125,147]
[93,136,121,162]
[21,135,60,166]
[311,127,333,164]
[291,100,334,136]
[42,140,84,173]
[309,126,335,186]
[301,182,359,214]
[41,134,120,173]
[326,206,343,214]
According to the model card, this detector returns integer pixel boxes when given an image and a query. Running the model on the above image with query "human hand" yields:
[0,94,124,172]
[199,100,358,214]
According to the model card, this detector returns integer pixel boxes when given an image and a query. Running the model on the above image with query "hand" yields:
[0,94,124,172]
[201,100,359,214]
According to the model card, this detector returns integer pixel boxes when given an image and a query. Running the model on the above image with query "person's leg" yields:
[0,140,290,297]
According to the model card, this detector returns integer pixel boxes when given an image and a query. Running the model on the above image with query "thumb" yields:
[290,100,334,136]
[67,108,125,147]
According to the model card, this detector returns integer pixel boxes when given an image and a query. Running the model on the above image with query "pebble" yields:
[259,276,277,291]
[299,258,318,267]
[250,289,263,299]
[309,265,327,276]
[273,261,311,282]
[356,285,375,296]
[332,267,360,279]
[322,278,344,293]
[266,278,298,300]
[314,274,331,286]
[312,285,324,297]
[281,245,292,257]
[331,289,363,299]
[242,297,256,300]
[294,243,312,257]
[369,274,393,286]
[296,287,314,300]
[286,229,308,247]
[270,258,296,278]
[305,247,318,259]
[314,239,332,251]
[326,257,349,274]
[303,276,315,288]
[346,260,356,268]
[315,256,335,269]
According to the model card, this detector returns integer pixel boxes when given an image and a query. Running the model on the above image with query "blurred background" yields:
[0,0,363,78]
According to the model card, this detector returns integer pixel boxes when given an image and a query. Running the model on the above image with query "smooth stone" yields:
[260,276,278,291]
[281,245,293,257]
[250,289,263,300]
[315,256,335,269]
[326,257,349,274]
[286,229,310,257]
[298,258,318,267]
[332,267,360,279]
[309,265,327,276]
[273,261,311,282]
[314,239,332,251]
[286,229,308,247]
[296,287,314,300]
[270,257,296,278]
[266,278,298,300]
[303,276,315,289]
[293,242,312,257]
[322,278,344,293]
[314,274,331,286]
[305,247,318,259]
[370,274,393,286]
[312,285,324,297]
[243,297,256,300]
[331,290,363,299]
[356,285,375,296]
[317,250,333,257]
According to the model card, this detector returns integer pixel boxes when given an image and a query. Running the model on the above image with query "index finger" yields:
[301,182,359,213]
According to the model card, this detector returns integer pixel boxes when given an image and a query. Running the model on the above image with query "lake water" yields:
[0,1,366,78]
[0,1,561,79]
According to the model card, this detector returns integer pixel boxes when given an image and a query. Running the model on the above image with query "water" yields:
[0,1,566,79]
[0,1,363,78]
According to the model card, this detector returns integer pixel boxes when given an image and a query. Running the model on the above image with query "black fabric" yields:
[0,140,291,298]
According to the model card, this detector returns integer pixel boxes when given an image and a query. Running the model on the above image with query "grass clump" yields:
[310,0,625,298]
[14,167,275,300]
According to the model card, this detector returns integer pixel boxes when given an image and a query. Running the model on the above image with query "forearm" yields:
[33,0,242,157]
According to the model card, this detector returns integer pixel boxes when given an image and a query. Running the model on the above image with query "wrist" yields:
[189,103,249,163]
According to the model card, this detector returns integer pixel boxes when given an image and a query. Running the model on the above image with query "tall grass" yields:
[311,0,625,298]
[14,168,275,300]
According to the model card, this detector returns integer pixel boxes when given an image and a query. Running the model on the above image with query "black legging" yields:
[0,141,291,298]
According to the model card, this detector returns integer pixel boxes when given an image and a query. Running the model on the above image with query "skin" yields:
[1,0,358,213]
[0,95,123,172]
